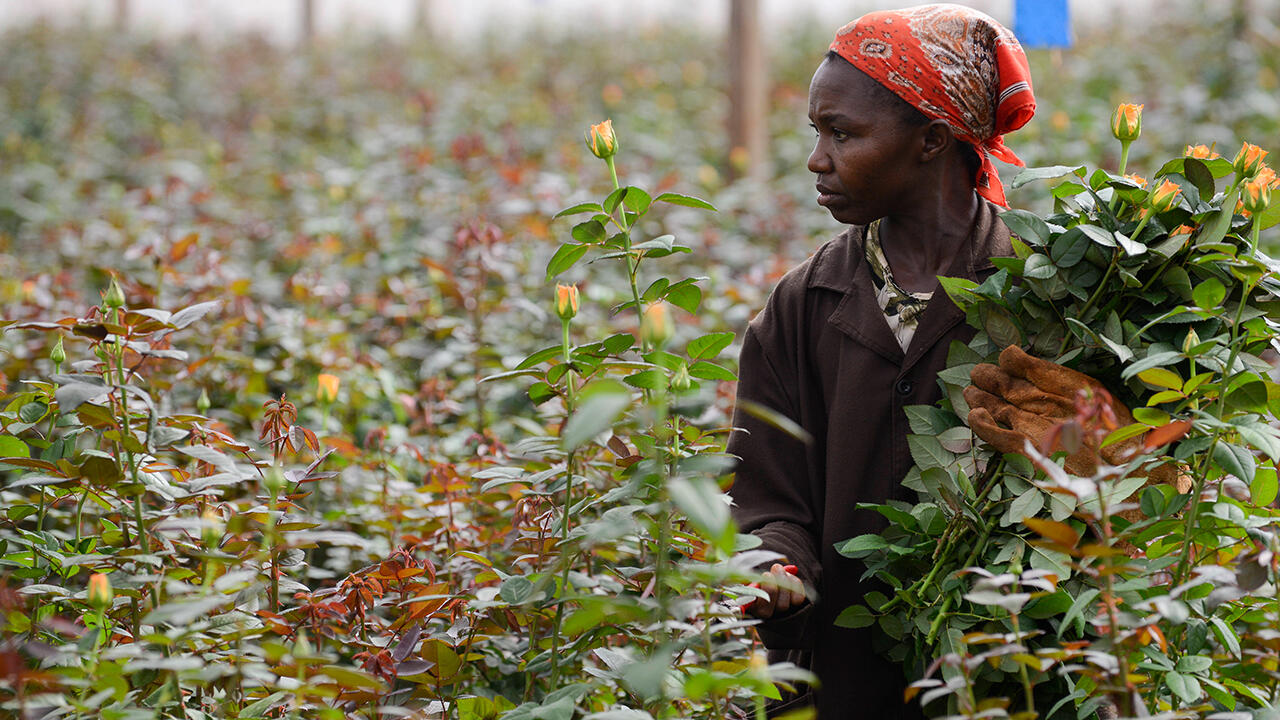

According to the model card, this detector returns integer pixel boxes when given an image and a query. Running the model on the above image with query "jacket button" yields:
[895,379,913,396]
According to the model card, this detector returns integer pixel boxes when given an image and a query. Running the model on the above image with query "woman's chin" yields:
[822,204,870,227]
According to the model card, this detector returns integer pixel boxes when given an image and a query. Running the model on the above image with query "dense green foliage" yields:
[838,145,1280,718]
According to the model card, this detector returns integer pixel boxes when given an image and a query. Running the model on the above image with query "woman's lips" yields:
[816,186,842,206]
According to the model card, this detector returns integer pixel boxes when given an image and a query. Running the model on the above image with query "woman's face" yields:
[807,57,925,226]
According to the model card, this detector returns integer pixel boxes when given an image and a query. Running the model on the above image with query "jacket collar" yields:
[813,198,1012,368]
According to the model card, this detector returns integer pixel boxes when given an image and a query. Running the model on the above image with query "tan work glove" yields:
[964,346,1189,501]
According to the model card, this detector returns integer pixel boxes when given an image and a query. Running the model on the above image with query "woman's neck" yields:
[877,190,980,294]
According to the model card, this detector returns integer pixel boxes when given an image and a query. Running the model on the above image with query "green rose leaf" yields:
[1192,278,1226,310]
[1000,209,1051,245]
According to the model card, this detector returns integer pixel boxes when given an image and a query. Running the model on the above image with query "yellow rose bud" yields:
[1148,179,1182,213]
[748,650,769,678]
[316,373,340,404]
[1182,327,1200,355]
[555,284,579,321]
[671,363,693,392]
[263,466,287,497]
[294,629,313,657]
[640,303,673,348]
[102,277,126,309]
[202,506,224,549]
[1242,174,1272,214]
[87,573,113,609]
[1183,144,1218,160]
[1111,103,1143,143]
[1233,142,1268,178]
[585,119,617,159]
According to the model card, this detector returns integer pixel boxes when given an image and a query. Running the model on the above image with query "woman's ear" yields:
[920,119,955,162]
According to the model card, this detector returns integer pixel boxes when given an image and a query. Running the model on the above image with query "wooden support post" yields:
[300,0,316,45]
[727,0,768,183]
[413,0,432,33]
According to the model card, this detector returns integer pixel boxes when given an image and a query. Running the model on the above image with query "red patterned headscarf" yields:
[829,4,1035,207]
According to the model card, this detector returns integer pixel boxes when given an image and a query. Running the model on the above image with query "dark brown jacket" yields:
[728,200,1011,719]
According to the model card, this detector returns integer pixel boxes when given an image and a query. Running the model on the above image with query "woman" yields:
[728,5,1049,717]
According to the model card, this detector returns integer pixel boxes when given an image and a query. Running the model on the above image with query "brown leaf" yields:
[1142,419,1191,451]
[1023,517,1080,550]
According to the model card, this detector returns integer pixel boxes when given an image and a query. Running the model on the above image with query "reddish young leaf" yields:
[1143,419,1191,451]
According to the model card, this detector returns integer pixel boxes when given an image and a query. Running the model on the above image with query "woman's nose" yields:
[807,140,830,175]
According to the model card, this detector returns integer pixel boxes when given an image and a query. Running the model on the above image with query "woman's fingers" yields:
[745,564,806,619]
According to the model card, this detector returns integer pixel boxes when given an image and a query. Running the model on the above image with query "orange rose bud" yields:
[1148,179,1181,213]
[1124,174,1147,188]
[316,373,340,404]
[1183,144,1218,160]
[1233,142,1268,178]
[1255,165,1279,190]
[555,283,579,321]
[640,303,673,348]
[1111,103,1143,142]
[1242,173,1272,215]
[87,573,113,609]
[585,119,617,159]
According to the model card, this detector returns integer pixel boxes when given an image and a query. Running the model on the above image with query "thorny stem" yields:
[606,155,620,192]
[549,449,575,686]
[1094,484,1133,716]
[1067,248,1119,355]
[1009,609,1035,715]
[605,155,647,347]
[1084,210,1150,324]
[550,317,576,686]
[1168,273,1261,586]
[1213,278,1255,421]
[471,263,489,435]
[74,485,90,545]
[926,511,999,646]
[699,588,728,720]
[1127,211,1152,247]
[109,308,149,553]
[1172,436,1219,587]
[1080,251,1121,317]
[653,386,673,640]
[883,460,1003,614]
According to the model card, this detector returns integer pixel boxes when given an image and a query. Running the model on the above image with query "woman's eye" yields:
[831,129,849,141]
[809,122,819,135]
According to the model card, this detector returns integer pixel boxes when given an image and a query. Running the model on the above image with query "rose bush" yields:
[838,113,1280,718]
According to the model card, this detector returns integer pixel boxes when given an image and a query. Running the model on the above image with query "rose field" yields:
[4,3,1280,719]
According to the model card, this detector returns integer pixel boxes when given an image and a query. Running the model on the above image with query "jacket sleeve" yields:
[728,290,822,650]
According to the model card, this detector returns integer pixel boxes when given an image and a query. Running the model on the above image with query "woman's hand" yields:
[744,563,808,619]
